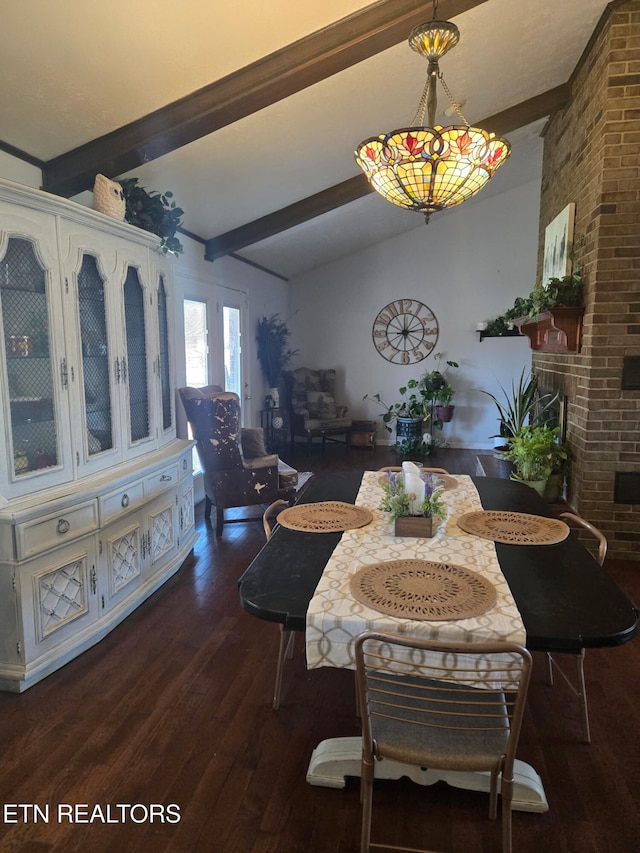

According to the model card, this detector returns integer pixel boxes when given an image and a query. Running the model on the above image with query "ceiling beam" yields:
[41,0,488,198]
[204,83,571,261]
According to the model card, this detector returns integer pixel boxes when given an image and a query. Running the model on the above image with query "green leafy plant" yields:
[256,314,298,388]
[119,177,184,255]
[480,369,558,443]
[421,353,459,405]
[363,379,431,432]
[504,424,562,482]
[379,470,446,521]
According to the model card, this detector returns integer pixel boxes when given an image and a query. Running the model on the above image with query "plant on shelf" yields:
[119,177,184,256]
[480,369,558,453]
[379,469,446,522]
[256,314,298,405]
[503,424,563,496]
[481,243,584,336]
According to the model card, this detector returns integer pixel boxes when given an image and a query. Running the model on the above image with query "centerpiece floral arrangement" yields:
[380,468,446,522]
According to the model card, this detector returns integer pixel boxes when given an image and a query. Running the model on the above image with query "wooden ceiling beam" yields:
[41,0,488,198]
[204,83,571,261]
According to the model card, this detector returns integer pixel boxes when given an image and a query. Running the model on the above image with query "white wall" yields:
[0,151,42,188]
[288,180,540,449]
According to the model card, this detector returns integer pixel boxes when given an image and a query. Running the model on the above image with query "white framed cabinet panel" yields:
[0,206,74,497]
[0,178,195,692]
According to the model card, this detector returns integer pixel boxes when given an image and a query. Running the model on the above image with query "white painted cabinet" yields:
[0,178,196,692]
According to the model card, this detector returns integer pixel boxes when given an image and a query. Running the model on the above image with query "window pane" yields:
[223,306,241,397]
[184,299,208,387]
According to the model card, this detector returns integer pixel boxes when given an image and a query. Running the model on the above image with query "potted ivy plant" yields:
[256,314,298,406]
[119,177,184,256]
[421,353,459,427]
[503,424,561,496]
[363,379,431,455]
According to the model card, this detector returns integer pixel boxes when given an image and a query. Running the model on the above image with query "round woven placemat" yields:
[277,501,373,533]
[457,510,569,545]
[349,559,497,621]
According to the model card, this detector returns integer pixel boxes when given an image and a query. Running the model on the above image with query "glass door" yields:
[1,236,59,477]
[123,267,150,446]
[219,287,249,424]
[77,253,113,458]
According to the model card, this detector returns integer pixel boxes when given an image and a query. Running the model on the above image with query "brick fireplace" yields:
[535,0,640,559]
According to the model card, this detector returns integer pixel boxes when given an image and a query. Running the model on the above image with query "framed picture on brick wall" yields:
[543,202,575,284]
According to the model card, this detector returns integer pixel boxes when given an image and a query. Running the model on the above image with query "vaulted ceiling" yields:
[1,0,612,279]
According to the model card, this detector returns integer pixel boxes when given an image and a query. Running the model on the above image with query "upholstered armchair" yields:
[284,367,352,450]
[178,386,298,537]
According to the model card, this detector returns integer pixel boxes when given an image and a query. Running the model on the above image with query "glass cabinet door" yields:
[77,254,113,457]
[123,267,150,444]
[1,236,58,476]
[157,275,172,434]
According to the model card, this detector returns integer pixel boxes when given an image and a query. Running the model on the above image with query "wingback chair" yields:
[178,386,298,537]
[284,367,352,450]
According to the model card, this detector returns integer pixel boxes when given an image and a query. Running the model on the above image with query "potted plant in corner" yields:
[503,424,561,497]
[363,379,431,456]
[379,466,446,537]
[256,314,298,407]
[480,369,558,456]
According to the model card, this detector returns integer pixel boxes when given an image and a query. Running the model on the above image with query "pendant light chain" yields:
[438,72,470,126]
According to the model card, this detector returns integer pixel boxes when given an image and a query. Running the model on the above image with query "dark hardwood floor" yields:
[1,444,638,853]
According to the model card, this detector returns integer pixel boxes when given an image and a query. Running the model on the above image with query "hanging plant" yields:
[119,177,184,256]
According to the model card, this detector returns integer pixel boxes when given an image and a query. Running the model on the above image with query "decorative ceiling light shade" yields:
[354,9,510,224]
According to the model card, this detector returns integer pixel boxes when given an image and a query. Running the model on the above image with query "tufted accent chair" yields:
[179,386,297,537]
[284,367,352,450]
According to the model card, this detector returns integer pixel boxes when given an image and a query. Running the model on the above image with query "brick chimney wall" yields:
[535,0,640,559]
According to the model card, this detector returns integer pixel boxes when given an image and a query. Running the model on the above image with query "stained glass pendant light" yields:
[354,1,510,223]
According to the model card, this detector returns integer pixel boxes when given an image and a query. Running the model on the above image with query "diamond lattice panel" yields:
[151,507,174,562]
[111,530,140,593]
[38,560,87,638]
[181,491,194,533]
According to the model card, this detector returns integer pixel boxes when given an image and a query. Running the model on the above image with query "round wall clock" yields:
[372,299,439,364]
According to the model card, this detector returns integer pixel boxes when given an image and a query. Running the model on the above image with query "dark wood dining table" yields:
[238,470,638,811]
[239,470,637,654]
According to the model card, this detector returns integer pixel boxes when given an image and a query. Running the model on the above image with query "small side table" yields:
[349,420,376,451]
[260,407,288,451]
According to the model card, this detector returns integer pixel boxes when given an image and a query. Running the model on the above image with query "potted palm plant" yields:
[480,369,558,456]
[256,314,298,406]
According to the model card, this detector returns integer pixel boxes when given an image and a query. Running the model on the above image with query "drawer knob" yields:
[160,474,173,482]
[57,518,71,535]
[121,493,130,508]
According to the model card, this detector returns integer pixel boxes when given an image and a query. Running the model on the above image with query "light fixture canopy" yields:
[355,11,510,223]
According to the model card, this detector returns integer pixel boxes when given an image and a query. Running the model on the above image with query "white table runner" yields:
[305,472,525,670]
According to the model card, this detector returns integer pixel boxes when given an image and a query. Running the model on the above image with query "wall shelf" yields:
[477,329,522,342]
[513,306,584,353]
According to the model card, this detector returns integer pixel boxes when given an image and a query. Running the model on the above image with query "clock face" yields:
[372,299,439,364]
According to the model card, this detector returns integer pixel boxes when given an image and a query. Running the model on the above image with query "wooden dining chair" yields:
[263,499,297,710]
[376,466,450,474]
[355,631,532,853]
[547,511,608,744]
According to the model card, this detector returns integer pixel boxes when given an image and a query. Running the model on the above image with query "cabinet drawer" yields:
[15,501,99,561]
[99,481,145,526]
[145,464,179,498]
